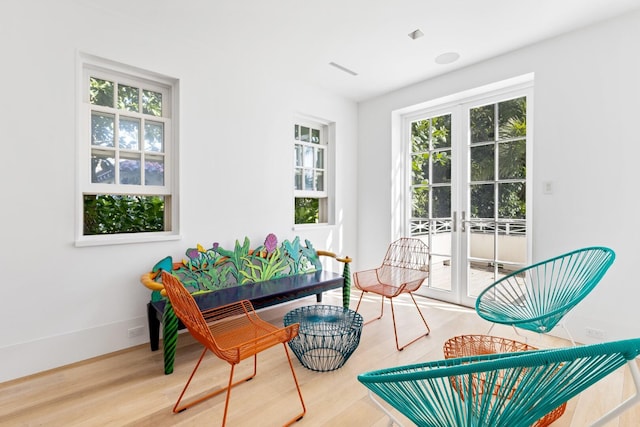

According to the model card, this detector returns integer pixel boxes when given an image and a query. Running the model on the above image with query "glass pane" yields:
[294,144,303,167]
[470,183,494,218]
[144,121,164,152]
[432,150,451,184]
[145,156,164,186]
[294,197,319,224]
[300,126,310,142]
[311,128,320,143]
[432,114,451,149]
[303,146,313,167]
[119,154,141,185]
[470,104,495,143]
[411,186,429,218]
[142,89,162,116]
[315,147,324,169]
[303,170,314,190]
[315,171,324,191]
[294,169,302,190]
[91,151,115,184]
[498,97,526,140]
[118,84,139,112]
[411,119,429,153]
[119,117,140,150]
[91,112,115,147]
[83,194,165,235]
[498,182,526,219]
[90,77,114,107]
[294,124,299,140]
[467,233,497,297]
[470,145,494,181]
[412,152,429,185]
[431,186,451,218]
[499,140,525,179]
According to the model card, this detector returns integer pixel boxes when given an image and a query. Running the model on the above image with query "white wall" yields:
[0,1,358,382]
[357,10,640,345]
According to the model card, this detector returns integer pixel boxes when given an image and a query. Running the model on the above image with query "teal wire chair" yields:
[358,338,640,427]
[475,246,615,344]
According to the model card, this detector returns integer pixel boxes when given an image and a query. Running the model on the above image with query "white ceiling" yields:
[118,0,640,102]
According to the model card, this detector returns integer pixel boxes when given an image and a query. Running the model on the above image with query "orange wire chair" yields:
[353,238,431,350]
[160,271,306,426]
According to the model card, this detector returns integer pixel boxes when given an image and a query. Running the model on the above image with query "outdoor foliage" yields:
[411,96,527,225]
[295,197,319,224]
[83,195,164,235]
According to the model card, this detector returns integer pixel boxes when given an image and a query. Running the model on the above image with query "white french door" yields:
[400,85,533,308]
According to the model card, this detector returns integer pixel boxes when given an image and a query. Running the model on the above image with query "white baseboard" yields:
[0,316,148,383]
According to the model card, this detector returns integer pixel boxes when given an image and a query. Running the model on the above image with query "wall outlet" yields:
[127,326,144,338]
[585,327,605,340]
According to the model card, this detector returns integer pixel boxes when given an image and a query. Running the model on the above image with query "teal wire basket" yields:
[284,305,363,372]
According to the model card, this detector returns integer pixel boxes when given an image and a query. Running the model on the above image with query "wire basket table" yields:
[443,335,567,427]
[284,305,363,372]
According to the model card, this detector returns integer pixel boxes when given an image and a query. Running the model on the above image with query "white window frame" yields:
[293,117,334,227]
[75,53,180,246]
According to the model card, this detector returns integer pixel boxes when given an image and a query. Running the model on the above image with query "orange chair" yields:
[160,271,306,426]
[353,238,431,350]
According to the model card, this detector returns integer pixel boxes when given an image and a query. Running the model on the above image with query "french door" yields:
[401,86,532,307]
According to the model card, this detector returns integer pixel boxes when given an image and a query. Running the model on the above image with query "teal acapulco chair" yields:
[475,246,615,344]
[358,338,640,427]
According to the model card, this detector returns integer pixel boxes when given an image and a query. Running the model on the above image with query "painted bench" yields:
[140,234,352,374]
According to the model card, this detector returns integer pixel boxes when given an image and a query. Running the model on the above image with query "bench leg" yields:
[162,302,179,375]
[147,302,160,351]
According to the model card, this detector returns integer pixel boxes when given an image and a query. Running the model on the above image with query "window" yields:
[293,120,330,225]
[77,55,179,245]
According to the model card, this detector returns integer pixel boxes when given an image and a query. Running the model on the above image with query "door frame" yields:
[391,75,534,307]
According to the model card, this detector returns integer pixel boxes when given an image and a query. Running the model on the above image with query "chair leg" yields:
[591,359,640,426]
[221,363,237,426]
[355,291,386,325]
[390,293,431,351]
[173,349,257,414]
[367,390,404,427]
[560,321,577,346]
[282,343,306,426]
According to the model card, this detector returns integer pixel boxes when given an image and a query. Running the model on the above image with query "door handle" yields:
[461,211,466,232]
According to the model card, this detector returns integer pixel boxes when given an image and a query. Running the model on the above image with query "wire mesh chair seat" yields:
[160,272,306,426]
[354,238,431,351]
[475,246,615,343]
[358,337,640,427]
[443,335,566,427]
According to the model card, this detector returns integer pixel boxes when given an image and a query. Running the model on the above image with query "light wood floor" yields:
[1,291,639,426]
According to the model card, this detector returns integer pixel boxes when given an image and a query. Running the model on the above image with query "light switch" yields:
[543,181,553,195]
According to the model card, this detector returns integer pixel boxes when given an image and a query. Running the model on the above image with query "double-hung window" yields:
[293,120,330,225]
[77,56,179,245]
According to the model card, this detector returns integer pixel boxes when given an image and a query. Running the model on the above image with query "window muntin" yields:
[294,121,329,225]
[79,58,177,243]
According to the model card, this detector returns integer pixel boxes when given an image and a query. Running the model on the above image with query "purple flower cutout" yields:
[264,233,278,254]
[186,248,199,260]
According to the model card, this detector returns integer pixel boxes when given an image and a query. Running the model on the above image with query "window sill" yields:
[292,223,334,232]
[74,232,182,247]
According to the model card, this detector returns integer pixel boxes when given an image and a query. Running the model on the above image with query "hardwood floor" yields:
[1,291,638,426]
